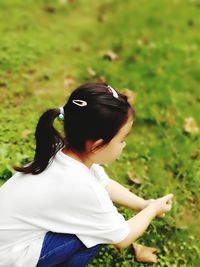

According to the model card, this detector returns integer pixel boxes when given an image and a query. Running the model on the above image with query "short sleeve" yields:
[90,164,110,187]
[76,183,130,248]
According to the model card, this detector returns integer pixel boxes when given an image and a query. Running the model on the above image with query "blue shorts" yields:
[36,231,102,267]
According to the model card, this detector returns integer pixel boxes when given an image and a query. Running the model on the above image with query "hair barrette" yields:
[58,107,65,121]
[72,100,87,107]
[107,85,119,99]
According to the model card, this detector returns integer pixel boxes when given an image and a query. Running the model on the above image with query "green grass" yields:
[0,0,200,266]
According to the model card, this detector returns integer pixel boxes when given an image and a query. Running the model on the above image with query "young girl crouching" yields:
[0,83,173,267]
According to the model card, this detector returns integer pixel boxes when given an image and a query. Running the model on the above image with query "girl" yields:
[0,82,173,267]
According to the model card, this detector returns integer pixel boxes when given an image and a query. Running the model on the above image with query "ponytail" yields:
[14,109,64,175]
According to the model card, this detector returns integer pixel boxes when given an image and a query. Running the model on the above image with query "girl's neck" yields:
[62,147,93,169]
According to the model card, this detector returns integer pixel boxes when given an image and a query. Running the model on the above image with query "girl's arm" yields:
[114,194,173,249]
[105,179,147,211]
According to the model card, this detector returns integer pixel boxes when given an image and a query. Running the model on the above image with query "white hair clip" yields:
[107,85,119,99]
[72,99,87,107]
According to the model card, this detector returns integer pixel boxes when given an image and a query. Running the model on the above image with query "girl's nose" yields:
[122,142,126,149]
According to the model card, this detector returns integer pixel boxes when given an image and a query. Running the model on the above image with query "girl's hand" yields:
[146,194,173,218]
[144,199,165,217]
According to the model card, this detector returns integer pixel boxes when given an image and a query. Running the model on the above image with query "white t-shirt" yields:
[0,149,130,267]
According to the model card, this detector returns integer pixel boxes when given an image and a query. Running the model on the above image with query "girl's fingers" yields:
[163,194,174,202]
[167,199,172,205]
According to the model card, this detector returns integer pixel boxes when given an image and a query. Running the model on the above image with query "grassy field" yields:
[0,0,200,266]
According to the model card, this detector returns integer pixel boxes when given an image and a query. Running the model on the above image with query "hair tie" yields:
[107,85,119,99]
[58,107,65,121]
[72,100,87,107]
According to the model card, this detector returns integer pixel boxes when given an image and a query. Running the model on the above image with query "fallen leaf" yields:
[44,6,56,13]
[12,96,24,107]
[21,129,32,139]
[183,117,199,135]
[191,150,200,160]
[59,0,75,4]
[59,0,67,4]
[136,36,150,46]
[142,36,150,45]
[121,89,136,105]
[87,67,96,77]
[97,14,105,22]
[167,110,175,127]
[27,68,36,75]
[64,76,75,87]
[127,171,142,185]
[102,50,118,61]
[132,243,157,263]
[97,76,106,83]
[0,81,7,87]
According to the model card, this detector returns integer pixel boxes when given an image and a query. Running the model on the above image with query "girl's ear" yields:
[85,139,105,153]
[92,139,105,152]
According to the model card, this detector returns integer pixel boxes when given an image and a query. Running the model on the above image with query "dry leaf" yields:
[191,150,200,160]
[136,36,150,46]
[59,0,75,3]
[97,14,105,23]
[59,0,67,4]
[102,50,118,61]
[142,36,150,45]
[64,76,75,87]
[0,81,7,87]
[97,76,106,83]
[132,243,157,263]
[12,96,24,107]
[127,171,142,185]
[121,89,136,105]
[21,129,32,139]
[27,68,36,75]
[44,6,56,13]
[184,117,199,135]
[87,67,96,77]
[167,110,175,127]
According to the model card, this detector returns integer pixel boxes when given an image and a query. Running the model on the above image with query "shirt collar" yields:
[55,148,93,172]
